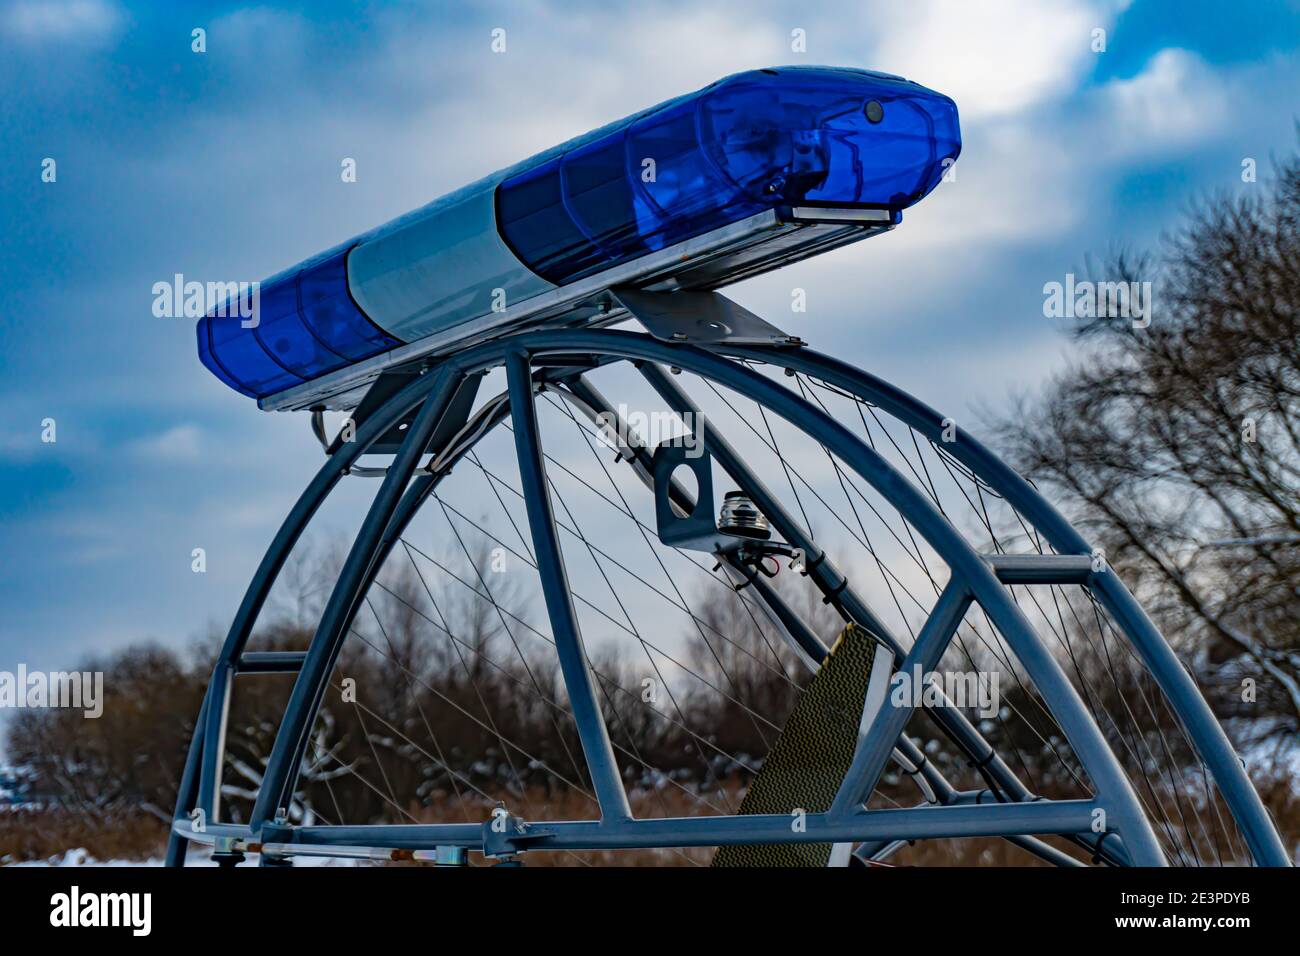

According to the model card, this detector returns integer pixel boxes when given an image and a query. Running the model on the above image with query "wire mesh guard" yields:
[177,333,1283,868]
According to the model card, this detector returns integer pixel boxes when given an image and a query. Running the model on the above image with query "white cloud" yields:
[1095,48,1229,154]
[2,0,121,44]
[128,424,203,463]
[370,5,786,183]
[863,0,1116,119]
[883,119,1082,250]
[207,6,308,68]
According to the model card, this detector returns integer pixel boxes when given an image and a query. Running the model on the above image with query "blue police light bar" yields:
[197,66,960,409]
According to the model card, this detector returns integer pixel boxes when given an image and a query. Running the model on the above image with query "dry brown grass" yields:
[0,808,171,864]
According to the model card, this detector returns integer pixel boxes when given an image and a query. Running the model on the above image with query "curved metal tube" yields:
[166,366,460,864]
[251,365,463,827]
[719,343,1289,867]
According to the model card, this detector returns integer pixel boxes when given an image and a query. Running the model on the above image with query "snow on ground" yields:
[7,847,361,867]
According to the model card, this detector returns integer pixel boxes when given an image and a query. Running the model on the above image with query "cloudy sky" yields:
[1,0,1298,706]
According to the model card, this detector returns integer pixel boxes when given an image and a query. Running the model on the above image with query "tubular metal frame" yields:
[167,328,1290,867]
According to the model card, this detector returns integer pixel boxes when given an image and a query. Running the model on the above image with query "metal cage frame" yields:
[166,327,1290,867]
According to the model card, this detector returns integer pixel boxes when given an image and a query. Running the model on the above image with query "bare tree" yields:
[994,146,1300,747]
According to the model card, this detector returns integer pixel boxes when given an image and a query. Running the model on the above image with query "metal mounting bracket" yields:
[612,287,803,347]
[651,442,760,554]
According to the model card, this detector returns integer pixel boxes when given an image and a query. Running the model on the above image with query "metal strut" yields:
[503,351,631,820]
[251,365,462,830]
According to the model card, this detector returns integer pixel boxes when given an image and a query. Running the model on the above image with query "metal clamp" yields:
[481,812,553,859]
